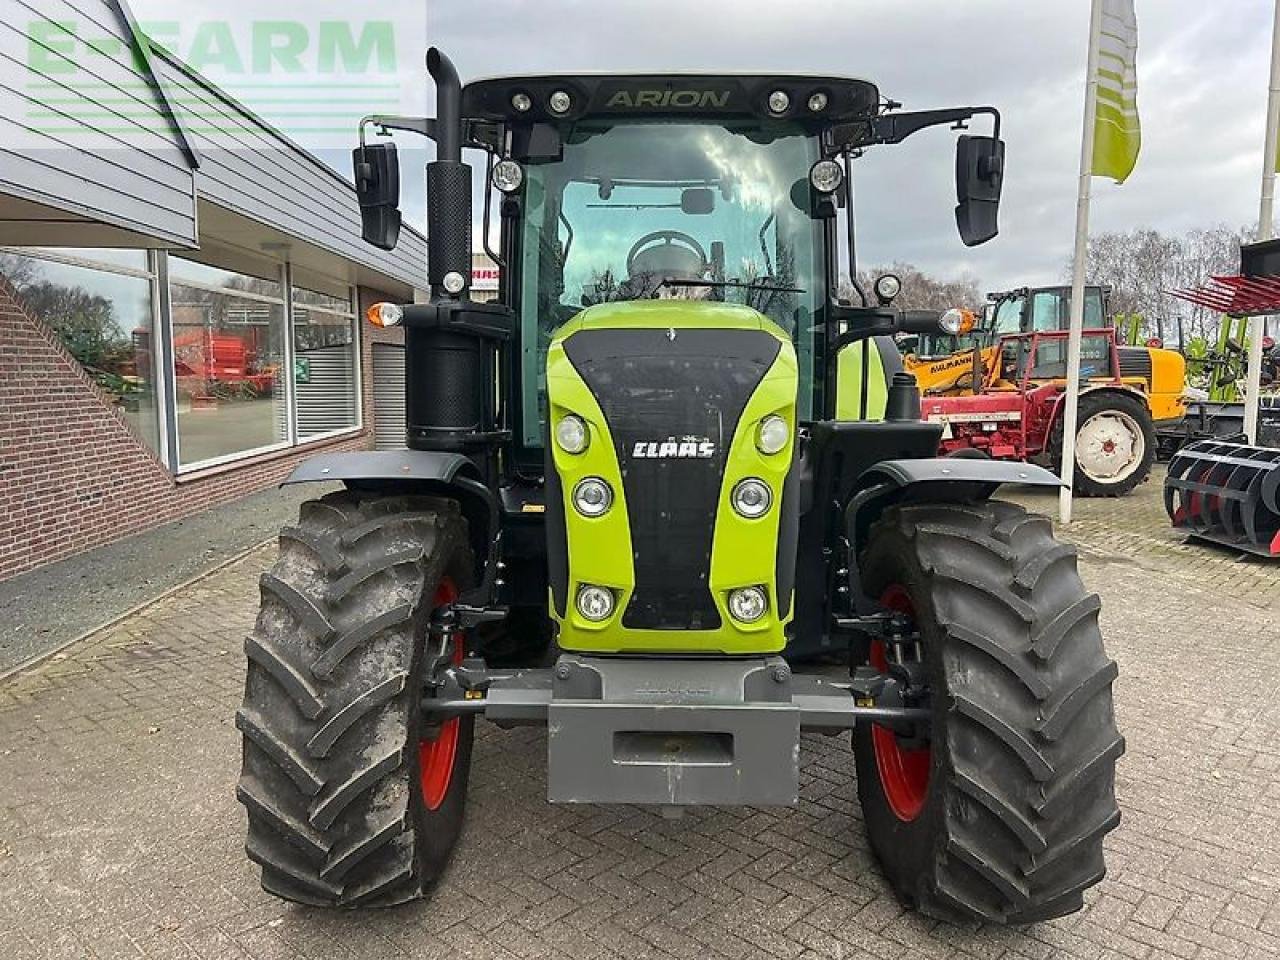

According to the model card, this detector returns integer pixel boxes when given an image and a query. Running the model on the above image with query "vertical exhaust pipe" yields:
[407,48,486,456]
[425,48,470,299]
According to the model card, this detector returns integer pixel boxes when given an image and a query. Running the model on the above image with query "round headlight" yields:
[366,302,403,328]
[874,273,902,304]
[757,415,789,455]
[549,90,572,114]
[808,91,829,113]
[511,92,532,113]
[728,586,768,624]
[768,90,791,114]
[731,478,772,519]
[442,271,466,295]
[809,159,844,194]
[491,160,524,193]
[576,585,615,622]
[555,414,588,453]
[572,477,613,517]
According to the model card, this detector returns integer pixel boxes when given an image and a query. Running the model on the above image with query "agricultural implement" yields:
[1163,237,1280,554]
[235,48,1123,924]
[1165,441,1280,557]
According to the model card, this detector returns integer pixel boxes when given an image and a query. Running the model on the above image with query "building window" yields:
[0,247,162,458]
[169,255,288,468]
[292,279,360,438]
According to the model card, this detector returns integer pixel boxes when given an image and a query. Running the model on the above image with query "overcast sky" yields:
[131,0,1278,292]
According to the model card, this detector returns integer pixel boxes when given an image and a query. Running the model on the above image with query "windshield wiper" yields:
[656,278,805,295]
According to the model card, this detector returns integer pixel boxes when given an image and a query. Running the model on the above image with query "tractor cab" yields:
[987,284,1108,338]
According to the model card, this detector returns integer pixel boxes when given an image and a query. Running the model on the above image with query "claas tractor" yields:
[236,49,1123,924]
[904,285,1185,496]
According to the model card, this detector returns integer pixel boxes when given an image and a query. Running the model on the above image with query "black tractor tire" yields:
[1050,391,1156,498]
[236,491,475,908]
[853,500,1123,925]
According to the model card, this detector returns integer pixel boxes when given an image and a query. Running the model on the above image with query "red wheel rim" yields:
[869,584,931,822]
[419,577,462,812]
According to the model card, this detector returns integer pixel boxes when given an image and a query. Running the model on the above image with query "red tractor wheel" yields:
[854,499,1123,924]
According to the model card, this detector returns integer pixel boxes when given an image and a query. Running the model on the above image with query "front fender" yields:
[282,450,498,595]
[858,456,1061,497]
[845,457,1061,607]
[282,449,480,487]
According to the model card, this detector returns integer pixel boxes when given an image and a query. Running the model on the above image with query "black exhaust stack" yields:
[424,49,470,300]
[403,49,513,468]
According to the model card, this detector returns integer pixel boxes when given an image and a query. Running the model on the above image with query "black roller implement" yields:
[1165,440,1280,558]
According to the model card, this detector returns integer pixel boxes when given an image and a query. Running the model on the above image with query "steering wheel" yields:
[625,230,708,282]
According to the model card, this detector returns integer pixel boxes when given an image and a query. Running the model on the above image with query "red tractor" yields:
[922,327,1161,496]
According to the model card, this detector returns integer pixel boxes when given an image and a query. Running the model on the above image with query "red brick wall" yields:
[0,279,386,581]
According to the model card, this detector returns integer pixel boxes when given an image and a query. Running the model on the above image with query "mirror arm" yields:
[829,105,1001,153]
[359,115,440,147]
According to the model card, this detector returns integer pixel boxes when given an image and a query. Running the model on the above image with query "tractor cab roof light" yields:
[549,90,572,114]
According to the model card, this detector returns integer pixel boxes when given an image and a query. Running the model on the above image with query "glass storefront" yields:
[169,255,289,467]
[2,246,363,473]
[0,247,162,457]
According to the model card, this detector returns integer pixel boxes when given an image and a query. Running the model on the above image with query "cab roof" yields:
[461,73,881,128]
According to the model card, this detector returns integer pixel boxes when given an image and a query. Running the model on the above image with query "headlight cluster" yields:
[556,414,588,454]
[732,478,773,519]
[572,477,613,518]
[756,415,789,455]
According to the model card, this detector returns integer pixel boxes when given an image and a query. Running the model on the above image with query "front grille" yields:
[564,328,781,630]
[1117,346,1153,384]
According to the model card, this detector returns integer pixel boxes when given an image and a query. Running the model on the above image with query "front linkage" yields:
[421,604,931,806]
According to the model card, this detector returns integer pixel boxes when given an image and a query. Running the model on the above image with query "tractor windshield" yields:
[517,120,823,446]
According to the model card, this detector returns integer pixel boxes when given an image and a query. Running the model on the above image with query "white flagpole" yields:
[1060,0,1106,525]
[1245,0,1280,445]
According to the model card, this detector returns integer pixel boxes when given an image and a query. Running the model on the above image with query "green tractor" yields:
[236,49,1123,924]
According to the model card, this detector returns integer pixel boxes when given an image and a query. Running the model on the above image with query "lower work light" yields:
[576,585,615,622]
[728,586,768,624]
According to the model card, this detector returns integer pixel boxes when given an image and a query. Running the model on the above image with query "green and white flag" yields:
[1093,0,1141,183]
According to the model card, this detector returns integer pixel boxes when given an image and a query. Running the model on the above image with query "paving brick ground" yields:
[2,473,1278,960]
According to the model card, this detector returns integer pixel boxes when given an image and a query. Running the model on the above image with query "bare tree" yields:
[1067,224,1249,341]
[0,251,41,290]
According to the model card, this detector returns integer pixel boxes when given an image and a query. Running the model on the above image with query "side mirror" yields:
[352,142,402,251]
[955,135,1004,247]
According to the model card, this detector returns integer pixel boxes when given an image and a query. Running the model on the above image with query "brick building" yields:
[0,1,425,580]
